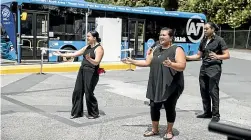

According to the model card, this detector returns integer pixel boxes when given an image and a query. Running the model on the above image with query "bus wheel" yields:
[58,47,78,62]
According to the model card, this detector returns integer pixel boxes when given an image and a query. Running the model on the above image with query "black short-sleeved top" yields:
[146,45,184,103]
[198,34,228,66]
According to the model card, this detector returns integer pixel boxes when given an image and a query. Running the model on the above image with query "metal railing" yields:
[217,26,251,49]
[38,47,134,74]
[38,47,76,75]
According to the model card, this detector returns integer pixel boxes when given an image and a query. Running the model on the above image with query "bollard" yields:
[121,48,135,71]
[126,48,134,71]
[37,48,46,75]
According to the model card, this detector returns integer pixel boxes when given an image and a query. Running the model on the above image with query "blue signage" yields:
[1,5,16,51]
[147,38,155,48]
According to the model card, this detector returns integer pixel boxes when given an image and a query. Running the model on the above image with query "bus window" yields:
[146,16,204,44]
[121,19,128,40]
[49,8,86,41]
[21,13,33,36]
[170,17,189,43]
[145,20,157,41]
[49,10,65,40]
[81,18,96,41]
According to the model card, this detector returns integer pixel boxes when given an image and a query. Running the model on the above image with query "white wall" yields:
[95,18,122,62]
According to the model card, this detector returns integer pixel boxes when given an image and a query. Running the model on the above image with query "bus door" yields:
[128,19,145,59]
[21,11,49,60]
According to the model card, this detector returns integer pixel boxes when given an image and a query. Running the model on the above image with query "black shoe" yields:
[87,115,99,119]
[196,113,212,118]
[70,114,83,119]
[211,116,220,122]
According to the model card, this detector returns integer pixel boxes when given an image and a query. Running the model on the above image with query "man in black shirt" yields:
[186,22,230,122]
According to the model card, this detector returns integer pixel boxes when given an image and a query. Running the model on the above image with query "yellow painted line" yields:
[0,63,136,75]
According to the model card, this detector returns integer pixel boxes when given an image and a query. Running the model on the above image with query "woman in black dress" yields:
[53,31,104,119]
[122,27,186,139]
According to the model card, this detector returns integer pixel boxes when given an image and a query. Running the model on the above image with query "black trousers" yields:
[199,64,222,117]
[71,67,99,117]
[150,89,180,123]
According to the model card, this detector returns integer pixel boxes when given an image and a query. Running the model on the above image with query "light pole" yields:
[85,7,91,45]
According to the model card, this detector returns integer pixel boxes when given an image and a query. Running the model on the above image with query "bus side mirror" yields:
[10,2,18,13]
[21,12,27,21]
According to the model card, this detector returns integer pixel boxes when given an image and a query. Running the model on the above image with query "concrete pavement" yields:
[1,72,223,140]
[1,49,251,140]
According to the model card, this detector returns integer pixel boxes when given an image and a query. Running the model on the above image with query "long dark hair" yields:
[89,30,101,43]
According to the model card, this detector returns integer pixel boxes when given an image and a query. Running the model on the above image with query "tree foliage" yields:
[85,0,178,10]
[178,0,251,28]
[85,0,251,28]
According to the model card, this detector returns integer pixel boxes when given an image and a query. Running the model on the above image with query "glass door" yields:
[21,11,49,60]
[21,13,34,59]
[35,13,49,59]
[128,19,145,58]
